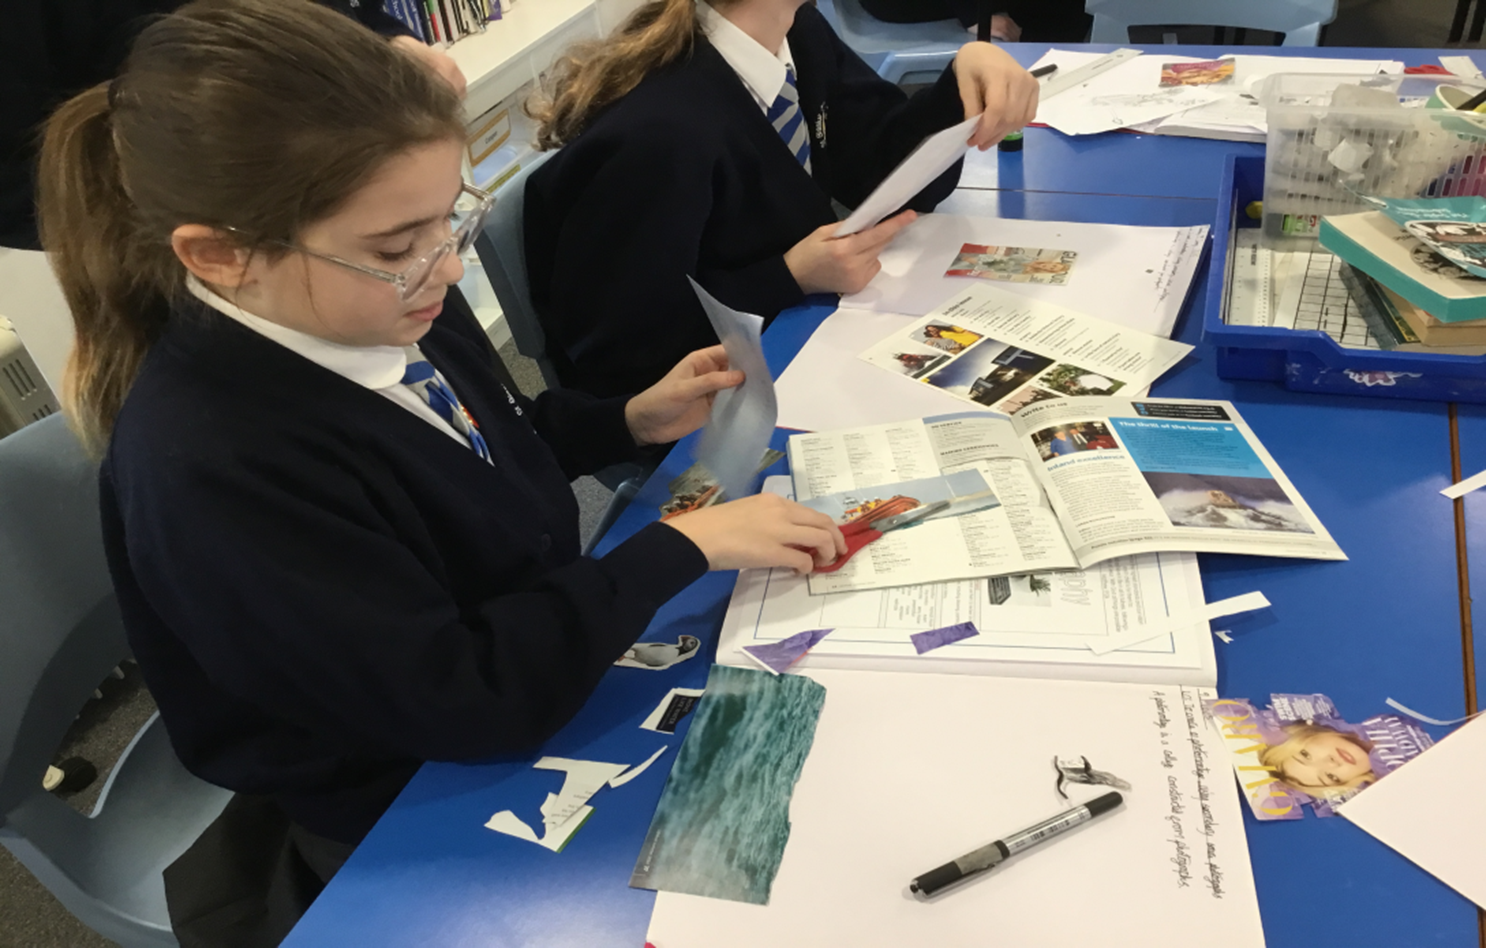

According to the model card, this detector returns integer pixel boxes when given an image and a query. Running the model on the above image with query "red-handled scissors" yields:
[814,500,949,574]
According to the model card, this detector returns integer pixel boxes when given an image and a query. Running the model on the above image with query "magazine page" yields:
[857,282,1191,417]
[719,475,1217,684]
[1010,396,1347,567]
[1203,693,1432,821]
[787,413,1078,595]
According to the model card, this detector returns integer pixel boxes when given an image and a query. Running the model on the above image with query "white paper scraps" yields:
[1213,630,1233,644]
[534,757,630,828]
[691,277,777,501]
[835,115,980,237]
[609,746,669,788]
[1384,697,1482,727]
[1088,592,1270,655]
[484,751,671,851]
[641,687,705,733]
[1441,468,1486,499]
[1341,714,1486,909]
[485,794,594,852]
[1441,55,1484,79]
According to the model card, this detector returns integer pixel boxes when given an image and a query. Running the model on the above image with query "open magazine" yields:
[789,397,1344,595]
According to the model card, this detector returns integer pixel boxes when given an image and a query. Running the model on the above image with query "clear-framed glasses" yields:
[253,183,496,303]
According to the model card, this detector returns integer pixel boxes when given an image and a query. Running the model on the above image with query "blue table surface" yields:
[1448,403,1486,700]
[286,46,1485,948]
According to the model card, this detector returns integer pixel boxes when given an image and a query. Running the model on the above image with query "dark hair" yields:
[527,0,705,149]
[37,0,466,453]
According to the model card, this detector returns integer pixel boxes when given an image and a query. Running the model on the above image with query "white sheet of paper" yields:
[834,116,980,237]
[841,214,1209,335]
[647,672,1264,948]
[532,757,630,828]
[691,277,777,500]
[1341,714,1486,908]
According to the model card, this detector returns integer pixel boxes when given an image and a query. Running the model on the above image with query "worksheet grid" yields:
[1291,251,1380,349]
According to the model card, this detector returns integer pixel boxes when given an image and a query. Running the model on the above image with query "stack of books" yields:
[1320,202,1486,355]
[383,0,502,46]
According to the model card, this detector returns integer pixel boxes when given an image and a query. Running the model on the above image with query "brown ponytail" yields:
[38,84,174,455]
[528,0,705,149]
[36,0,466,454]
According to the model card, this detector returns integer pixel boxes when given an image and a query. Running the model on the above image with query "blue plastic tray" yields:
[1205,155,1486,402]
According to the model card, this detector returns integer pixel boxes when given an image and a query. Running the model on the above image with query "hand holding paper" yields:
[835,116,981,237]
[625,344,744,446]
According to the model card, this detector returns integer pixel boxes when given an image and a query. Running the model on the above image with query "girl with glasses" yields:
[38,1,843,942]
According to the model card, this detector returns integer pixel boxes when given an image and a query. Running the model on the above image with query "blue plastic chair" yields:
[0,416,232,948]
[1086,0,1337,45]
[816,0,970,84]
[472,152,643,551]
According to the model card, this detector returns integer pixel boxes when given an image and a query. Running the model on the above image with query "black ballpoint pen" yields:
[1030,64,1058,79]
[909,791,1124,897]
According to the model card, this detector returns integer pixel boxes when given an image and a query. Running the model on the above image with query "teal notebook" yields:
[1320,210,1486,323]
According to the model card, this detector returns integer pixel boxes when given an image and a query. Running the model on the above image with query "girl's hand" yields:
[784,210,917,295]
[625,345,743,446]
[389,35,468,98]
[953,42,1039,149]
[663,494,847,574]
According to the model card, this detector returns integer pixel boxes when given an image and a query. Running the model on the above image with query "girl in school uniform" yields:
[37,1,843,942]
[522,0,1041,398]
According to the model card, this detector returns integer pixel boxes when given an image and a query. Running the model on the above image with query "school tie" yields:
[400,358,493,463]
[766,66,812,174]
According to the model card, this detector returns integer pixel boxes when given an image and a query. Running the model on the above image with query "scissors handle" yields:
[813,522,882,574]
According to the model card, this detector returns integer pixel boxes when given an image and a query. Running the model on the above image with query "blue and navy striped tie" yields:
[401,358,492,463]
[767,66,812,173]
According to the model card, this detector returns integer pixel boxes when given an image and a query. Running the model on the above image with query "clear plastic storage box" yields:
[1259,72,1486,250]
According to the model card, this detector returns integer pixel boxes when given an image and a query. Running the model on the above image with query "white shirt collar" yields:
[695,1,795,110]
[185,275,410,390]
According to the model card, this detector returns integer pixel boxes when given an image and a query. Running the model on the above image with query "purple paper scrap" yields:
[910,621,979,655]
[742,628,834,675]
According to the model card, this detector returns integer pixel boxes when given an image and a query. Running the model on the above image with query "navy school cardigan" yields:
[100,300,707,844]
[524,2,967,399]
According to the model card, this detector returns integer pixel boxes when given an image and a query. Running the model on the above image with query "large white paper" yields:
[856,282,1192,418]
[834,116,980,237]
[1341,714,1486,909]
[841,214,1209,336]
[647,672,1265,948]
[691,278,777,500]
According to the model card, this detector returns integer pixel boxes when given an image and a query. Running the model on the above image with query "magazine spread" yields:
[788,397,1343,594]
[858,281,1192,417]
[1014,395,1346,567]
